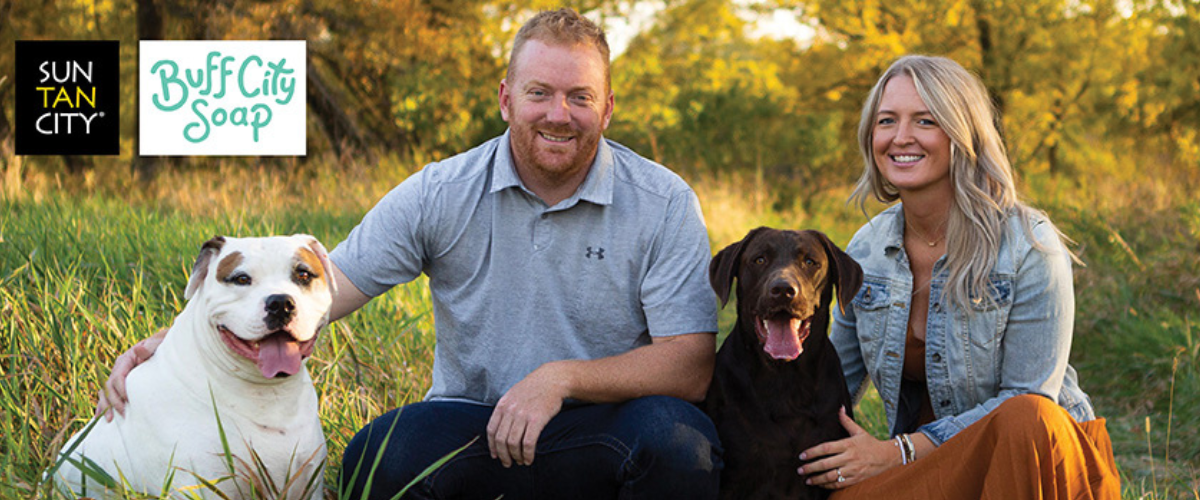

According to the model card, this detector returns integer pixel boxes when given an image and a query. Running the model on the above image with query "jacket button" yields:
[932,353,942,363]
[940,399,951,407]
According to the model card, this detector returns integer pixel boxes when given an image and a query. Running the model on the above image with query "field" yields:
[2,157,1198,498]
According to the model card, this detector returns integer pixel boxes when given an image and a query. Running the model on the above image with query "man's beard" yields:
[509,121,602,184]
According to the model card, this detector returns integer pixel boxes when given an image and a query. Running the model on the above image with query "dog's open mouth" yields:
[218,325,317,378]
[753,312,812,361]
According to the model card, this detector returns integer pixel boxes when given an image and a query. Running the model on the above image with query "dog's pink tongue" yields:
[257,332,302,378]
[764,317,804,361]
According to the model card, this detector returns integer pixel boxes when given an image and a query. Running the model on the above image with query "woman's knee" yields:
[997,394,1065,419]
[991,394,1072,442]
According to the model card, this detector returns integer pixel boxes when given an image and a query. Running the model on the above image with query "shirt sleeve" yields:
[918,218,1075,445]
[639,188,720,337]
[329,168,430,298]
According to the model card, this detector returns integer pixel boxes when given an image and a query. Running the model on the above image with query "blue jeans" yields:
[339,396,722,499]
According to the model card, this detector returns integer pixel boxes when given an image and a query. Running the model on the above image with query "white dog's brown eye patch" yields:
[295,248,323,286]
[216,252,245,283]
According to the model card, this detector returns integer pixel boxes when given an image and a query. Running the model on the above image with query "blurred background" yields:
[1,0,1198,497]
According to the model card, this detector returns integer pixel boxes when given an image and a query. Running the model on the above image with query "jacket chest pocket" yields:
[957,277,1014,349]
[852,278,893,347]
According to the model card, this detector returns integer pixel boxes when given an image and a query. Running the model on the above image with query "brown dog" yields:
[704,228,862,500]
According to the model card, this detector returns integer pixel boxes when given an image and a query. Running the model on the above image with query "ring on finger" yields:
[836,468,845,483]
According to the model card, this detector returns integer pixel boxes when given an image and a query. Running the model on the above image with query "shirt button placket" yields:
[533,212,550,252]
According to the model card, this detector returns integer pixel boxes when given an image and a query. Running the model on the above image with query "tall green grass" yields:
[0,191,438,497]
[1057,203,1200,498]
[2,160,1198,498]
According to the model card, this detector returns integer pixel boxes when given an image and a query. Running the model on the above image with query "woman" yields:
[798,55,1119,498]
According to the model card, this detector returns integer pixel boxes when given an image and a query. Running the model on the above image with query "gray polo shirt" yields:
[332,130,718,405]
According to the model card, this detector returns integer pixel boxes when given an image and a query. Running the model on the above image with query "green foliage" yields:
[1056,202,1200,462]
[0,193,437,497]
[4,0,1200,497]
[2,0,1197,200]
[4,160,1199,498]
[611,0,847,198]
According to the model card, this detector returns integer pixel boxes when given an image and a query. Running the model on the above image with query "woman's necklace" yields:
[905,218,947,247]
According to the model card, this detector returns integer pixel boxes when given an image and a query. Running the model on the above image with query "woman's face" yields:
[872,75,953,199]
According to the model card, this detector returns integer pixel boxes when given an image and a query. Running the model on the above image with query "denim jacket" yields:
[831,204,1096,446]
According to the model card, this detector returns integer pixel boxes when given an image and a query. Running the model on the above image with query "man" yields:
[99,8,721,499]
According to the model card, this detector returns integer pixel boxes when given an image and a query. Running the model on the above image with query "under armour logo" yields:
[586,246,605,260]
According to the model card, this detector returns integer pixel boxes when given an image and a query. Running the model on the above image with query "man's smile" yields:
[539,132,574,143]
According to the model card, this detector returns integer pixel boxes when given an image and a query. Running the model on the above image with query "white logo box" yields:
[139,40,305,156]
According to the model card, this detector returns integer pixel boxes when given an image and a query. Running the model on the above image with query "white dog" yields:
[52,235,333,499]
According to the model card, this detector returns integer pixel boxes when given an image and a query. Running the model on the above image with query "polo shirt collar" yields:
[490,130,524,194]
[490,129,615,208]
[575,139,615,206]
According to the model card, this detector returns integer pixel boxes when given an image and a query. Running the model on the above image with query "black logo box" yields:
[15,40,120,156]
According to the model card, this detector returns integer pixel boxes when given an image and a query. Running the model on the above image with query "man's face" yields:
[499,39,614,189]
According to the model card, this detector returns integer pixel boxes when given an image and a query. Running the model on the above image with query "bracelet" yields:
[899,433,916,464]
[893,436,908,465]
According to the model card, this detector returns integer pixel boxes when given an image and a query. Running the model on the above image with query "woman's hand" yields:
[798,407,903,489]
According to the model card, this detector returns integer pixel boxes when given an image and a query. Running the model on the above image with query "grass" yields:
[2,157,1198,498]
[1,177,439,497]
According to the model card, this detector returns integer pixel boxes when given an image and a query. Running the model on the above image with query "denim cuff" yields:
[916,418,963,447]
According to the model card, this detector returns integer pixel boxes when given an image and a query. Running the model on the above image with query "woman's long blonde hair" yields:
[849,55,1061,311]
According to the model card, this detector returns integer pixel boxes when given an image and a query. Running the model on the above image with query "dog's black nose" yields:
[265,294,296,320]
[769,280,797,300]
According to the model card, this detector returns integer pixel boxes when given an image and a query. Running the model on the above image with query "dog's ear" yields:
[809,230,863,315]
[297,234,338,295]
[709,227,767,308]
[185,236,226,300]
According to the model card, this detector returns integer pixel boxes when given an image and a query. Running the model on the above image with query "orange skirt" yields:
[831,394,1121,500]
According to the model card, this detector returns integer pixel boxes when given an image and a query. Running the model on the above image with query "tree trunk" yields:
[973,0,1005,116]
[1047,142,1059,176]
[0,76,12,158]
[134,0,165,181]
[62,155,93,175]
[307,60,368,162]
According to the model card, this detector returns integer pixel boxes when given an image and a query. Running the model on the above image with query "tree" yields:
[780,0,1161,185]
[611,0,844,195]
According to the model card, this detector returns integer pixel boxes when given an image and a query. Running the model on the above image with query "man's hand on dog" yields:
[486,362,571,468]
[95,327,168,421]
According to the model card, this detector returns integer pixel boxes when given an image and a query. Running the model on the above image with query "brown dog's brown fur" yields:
[704,228,862,500]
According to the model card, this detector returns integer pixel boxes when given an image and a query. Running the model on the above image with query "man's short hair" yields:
[507,8,611,93]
